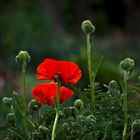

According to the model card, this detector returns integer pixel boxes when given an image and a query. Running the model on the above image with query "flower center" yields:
[54,75,61,83]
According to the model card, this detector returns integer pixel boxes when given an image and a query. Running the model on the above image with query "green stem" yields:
[130,123,134,140]
[51,109,59,140]
[22,61,27,110]
[86,33,95,111]
[122,71,128,140]
[51,81,61,140]
[22,61,28,137]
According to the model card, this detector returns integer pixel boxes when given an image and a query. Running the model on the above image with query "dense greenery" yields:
[1,19,140,140]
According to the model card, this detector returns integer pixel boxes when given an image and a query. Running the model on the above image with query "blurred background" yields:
[0,0,140,97]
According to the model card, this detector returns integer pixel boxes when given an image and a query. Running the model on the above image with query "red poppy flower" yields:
[32,82,74,106]
[37,58,82,84]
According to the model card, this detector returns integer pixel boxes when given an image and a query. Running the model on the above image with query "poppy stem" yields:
[51,80,61,140]
[122,71,128,140]
[22,61,28,137]
[86,33,95,112]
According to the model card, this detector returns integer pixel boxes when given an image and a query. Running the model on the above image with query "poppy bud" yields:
[86,115,96,128]
[108,80,120,94]
[81,20,95,34]
[74,99,84,111]
[86,115,96,123]
[15,50,30,64]
[120,58,135,71]
[31,131,40,140]
[6,113,16,125]
[62,123,71,134]
[38,125,48,136]
[3,97,12,106]
[28,99,41,111]
[69,107,78,117]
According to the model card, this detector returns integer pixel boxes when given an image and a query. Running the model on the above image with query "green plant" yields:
[1,20,140,140]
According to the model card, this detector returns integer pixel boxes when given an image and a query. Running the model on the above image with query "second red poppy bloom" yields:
[32,82,74,106]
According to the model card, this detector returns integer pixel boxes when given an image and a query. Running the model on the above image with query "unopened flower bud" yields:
[31,131,40,140]
[38,125,48,136]
[81,20,95,34]
[74,99,84,111]
[108,80,120,94]
[28,99,41,111]
[86,115,96,123]
[62,123,71,134]
[69,107,78,117]
[77,115,86,126]
[3,97,12,106]
[6,113,16,125]
[15,50,30,64]
[120,58,135,71]
[86,115,96,128]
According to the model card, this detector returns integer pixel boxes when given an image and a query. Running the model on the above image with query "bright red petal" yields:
[37,58,82,84]
[59,61,82,84]
[60,86,74,103]
[32,83,47,105]
[32,82,74,106]
[37,59,57,80]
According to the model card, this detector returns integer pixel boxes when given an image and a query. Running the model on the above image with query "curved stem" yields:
[122,71,128,140]
[86,33,95,112]
[51,81,61,140]
[51,109,59,140]
[130,123,134,140]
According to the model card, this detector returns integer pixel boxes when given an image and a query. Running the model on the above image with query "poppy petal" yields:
[32,83,47,105]
[37,58,82,84]
[60,86,74,103]
[32,82,74,106]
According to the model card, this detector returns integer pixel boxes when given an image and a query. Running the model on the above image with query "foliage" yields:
[1,19,140,140]
[1,74,140,139]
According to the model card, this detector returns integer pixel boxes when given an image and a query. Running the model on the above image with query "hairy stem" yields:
[122,71,128,140]
[22,61,28,137]
[86,33,95,111]
[51,109,59,140]
[51,81,60,140]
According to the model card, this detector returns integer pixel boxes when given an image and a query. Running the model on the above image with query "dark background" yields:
[0,0,140,96]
